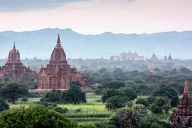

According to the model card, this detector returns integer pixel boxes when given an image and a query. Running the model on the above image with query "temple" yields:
[0,43,35,81]
[170,81,192,128]
[38,35,85,89]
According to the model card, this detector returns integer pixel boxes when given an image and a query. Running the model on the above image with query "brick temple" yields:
[38,35,85,89]
[0,43,35,82]
[171,81,192,128]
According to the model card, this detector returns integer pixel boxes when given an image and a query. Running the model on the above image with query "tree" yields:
[0,98,9,112]
[41,90,62,102]
[152,85,179,107]
[136,84,150,95]
[148,97,171,114]
[0,105,76,128]
[140,116,171,128]
[106,96,127,110]
[121,87,137,101]
[150,104,162,114]
[109,104,146,128]
[41,83,86,104]
[63,84,86,104]
[0,83,28,103]
[103,81,125,89]
[135,98,149,108]
[101,89,122,103]
[154,97,167,108]
[170,96,179,107]
[147,96,156,104]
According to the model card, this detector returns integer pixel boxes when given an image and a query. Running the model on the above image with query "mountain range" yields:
[0,28,192,59]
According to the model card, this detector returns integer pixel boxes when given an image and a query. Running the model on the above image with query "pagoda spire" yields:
[56,34,61,48]
[13,42,16,50]
[171,81,192,127]
[184,81,189,95]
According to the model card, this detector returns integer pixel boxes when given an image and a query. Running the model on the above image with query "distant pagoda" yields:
[170,81,192,128]
[38,35,85,89]
[0,43,35,82]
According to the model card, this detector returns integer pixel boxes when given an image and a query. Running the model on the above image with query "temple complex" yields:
[171,81,192,128]
[0,43,35,82]
[38,35,85,89]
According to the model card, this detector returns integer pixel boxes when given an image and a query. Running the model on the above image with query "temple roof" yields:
[50,35,67,64]
[6,43,22,64]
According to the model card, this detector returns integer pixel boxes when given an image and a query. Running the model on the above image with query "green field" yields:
[10,93,170,125]
[11,93,113,124]
[59,93,113,123]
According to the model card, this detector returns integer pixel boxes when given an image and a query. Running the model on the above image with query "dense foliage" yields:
[41,83,86,104]
[101,89,122,103]
[140,116,171,128]
[0,98,9,112]
[0,83,29,103]
[106,96,127,110]
[109,104,146,128]
[102,88,137,110]
[84,67,192,96]
[0,105,76,128]
[152,85,179,107]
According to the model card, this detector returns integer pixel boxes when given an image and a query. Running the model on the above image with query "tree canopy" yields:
[0,98,9,112]
[109,104,146,128]
[0,82,28,103]
[0,105,76,128]
[41,82,86,104]
[152,85,179,107]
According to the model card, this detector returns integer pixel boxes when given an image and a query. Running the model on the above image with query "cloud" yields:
[0,0,88,11]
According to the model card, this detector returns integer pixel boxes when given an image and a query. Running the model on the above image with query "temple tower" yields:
[6,43,22,65]
[171,81,192,128]
[38,35,85,89]
[0,43,36,82]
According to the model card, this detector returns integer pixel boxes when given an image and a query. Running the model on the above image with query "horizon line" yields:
[1,27,192,36]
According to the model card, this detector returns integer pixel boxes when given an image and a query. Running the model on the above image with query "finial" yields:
[13,42,16,50]
[184,81,189,94]
[56,34,61,48]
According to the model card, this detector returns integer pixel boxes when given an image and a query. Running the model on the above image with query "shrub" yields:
[140,116,171,128]
[135,98,149,107]
[21,97,28,102]
[76,108,83,113]
[0,98,9,112]
[150,104,162,114]
[147,96,156,104]
[37,101,57,108]
[109,105,146,128]
[53,107,68,114]
[78,123,97,128]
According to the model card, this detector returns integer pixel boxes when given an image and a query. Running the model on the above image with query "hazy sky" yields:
[0,0,192,34]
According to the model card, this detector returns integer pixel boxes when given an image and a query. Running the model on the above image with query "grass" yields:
[58,93,112,123]
[9,93,171,124]
[10,93,112,124]
[58,102,111,115]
